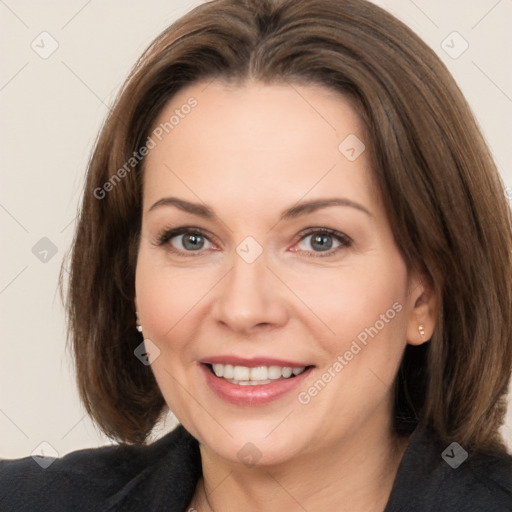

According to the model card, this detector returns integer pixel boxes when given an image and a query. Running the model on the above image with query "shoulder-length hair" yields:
[63,0,512,452]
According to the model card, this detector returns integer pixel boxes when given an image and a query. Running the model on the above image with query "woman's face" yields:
[135,80,427,466]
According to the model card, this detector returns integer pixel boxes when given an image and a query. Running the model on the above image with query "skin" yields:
[134,80,436,512]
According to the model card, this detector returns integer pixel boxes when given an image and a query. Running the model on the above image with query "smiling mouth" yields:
[204,363,314,386]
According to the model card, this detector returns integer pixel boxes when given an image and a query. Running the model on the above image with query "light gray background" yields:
[1,0,511,459]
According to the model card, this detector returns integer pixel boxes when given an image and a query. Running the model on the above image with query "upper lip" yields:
[200,356,312,368]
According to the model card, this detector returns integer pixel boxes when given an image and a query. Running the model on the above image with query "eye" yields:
[172,232,211,251]
[157,227,215,255]
[292,228,352,256]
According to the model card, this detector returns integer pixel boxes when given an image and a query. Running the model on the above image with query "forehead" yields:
[142,79,376,213]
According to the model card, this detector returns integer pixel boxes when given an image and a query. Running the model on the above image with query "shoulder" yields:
[0,425,201,512]
[386,424,512,512]
[454,448,512,509]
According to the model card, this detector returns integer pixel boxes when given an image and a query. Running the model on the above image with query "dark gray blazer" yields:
[1,423,511,511]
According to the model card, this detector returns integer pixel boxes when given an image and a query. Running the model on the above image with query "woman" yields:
[1,0,511,510]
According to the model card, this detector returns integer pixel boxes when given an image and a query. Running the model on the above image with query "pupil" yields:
[183,234,204,250]
[311,234,332,251]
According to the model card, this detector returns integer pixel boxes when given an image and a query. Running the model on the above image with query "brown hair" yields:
[63,0,512,452]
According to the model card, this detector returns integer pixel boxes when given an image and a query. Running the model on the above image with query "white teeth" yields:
[212,364,224,377]
[236,379,272,386]
[233,366,250,380]
[223,364,234,379]
[250,366,268,380]
[210,363,307,383]
[281,367,292,378]
[268,366,282,379]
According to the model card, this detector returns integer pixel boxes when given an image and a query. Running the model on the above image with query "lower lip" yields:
[200,364,313,406]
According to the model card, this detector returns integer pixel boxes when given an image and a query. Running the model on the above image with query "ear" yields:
[405,273,437,346]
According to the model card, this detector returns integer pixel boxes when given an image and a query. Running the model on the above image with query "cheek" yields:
[134,250,212,419]
[292,264,408,417]
[286,257,409,399]
[287,262,407,343]
[333,268,408,388]
[134,250,213,351]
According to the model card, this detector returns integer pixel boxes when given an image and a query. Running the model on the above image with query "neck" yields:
[191,419,410,512]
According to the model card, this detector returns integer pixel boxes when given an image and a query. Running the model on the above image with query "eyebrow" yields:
[148,197,372,219]
[148,197,214,217]
[280,198,372,219]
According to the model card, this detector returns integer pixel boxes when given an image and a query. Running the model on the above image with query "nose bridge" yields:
[229,257,261,295]
[212,244,288,331]
[224,249,270,308]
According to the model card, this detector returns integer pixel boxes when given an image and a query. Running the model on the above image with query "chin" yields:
[189,416,313,468]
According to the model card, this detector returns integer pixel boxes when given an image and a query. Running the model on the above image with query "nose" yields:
[211,252,289,334]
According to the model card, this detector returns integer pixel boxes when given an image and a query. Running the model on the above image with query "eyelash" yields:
[155,226,352,258]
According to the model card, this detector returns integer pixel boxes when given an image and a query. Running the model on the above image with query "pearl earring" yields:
[136,312,143,333]
[418,324,425,338]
